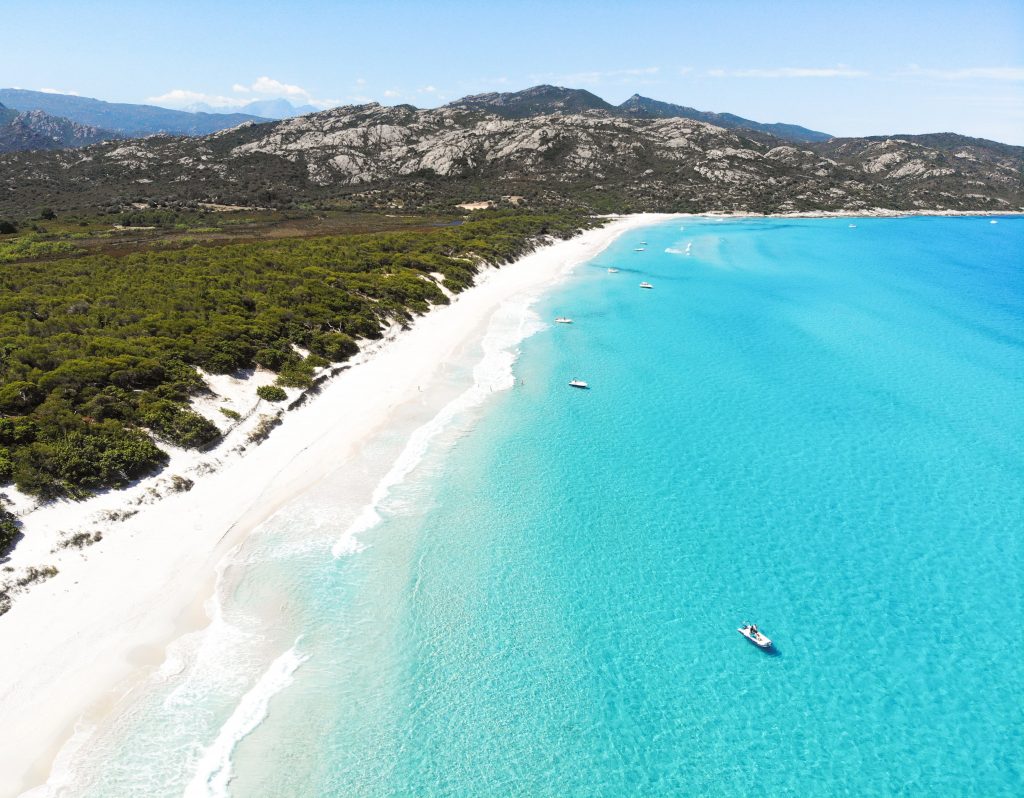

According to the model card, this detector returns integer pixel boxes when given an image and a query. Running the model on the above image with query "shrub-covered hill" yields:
[2,97,1020,218]
[0,212,590,500]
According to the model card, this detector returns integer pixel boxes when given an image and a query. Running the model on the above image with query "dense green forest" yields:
[0,212,592,504]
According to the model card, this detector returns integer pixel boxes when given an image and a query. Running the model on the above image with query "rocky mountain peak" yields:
[0,106,118,153]
[445,85,614,118]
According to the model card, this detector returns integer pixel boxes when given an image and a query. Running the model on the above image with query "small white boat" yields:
[849,223,857,229]
[607,267,619,273]
[634,247,646,252]
[555,317,573,324]
[990,220,998,224]
[639,282,653,289]
[568,379,589,389]
[639,240,647,244]
[738,623,772,650]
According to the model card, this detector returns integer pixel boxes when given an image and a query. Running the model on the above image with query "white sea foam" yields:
[183,641,308,798]
[15,548,264,798]
[665,247,684,254]
[331,297,545,557]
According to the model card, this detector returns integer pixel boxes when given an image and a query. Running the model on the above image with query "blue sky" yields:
[4,0,1023,143]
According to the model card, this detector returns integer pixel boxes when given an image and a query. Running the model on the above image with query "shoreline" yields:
[0,212,678,796]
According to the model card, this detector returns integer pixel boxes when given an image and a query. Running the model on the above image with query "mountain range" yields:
[447,85,832,143]
[2,87,1019,218]
[0,89,267,138]
[0,85,833,152]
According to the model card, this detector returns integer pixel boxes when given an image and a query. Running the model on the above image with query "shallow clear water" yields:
[45,217,1024,797]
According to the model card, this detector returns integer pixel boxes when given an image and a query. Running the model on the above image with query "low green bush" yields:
[0,502,18,555]
[139,399,221,449]
[256,385,288,402]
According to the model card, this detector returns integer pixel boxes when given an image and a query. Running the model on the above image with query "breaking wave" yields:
[183,641,307,798]
[332,297,545,557]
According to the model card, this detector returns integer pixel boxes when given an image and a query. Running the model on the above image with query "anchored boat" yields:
[737,623,773,650]
[568,379,590,389]
[639,282,653,289]
[555,317,573,324]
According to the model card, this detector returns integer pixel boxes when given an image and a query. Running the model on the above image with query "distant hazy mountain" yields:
[0,102,117,152]
[238,99,321,118]
[445,85,830,144]
[0,89,268,137]
[616,94,831,143]
[184,97,321,119]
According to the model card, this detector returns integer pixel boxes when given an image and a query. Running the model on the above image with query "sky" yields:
[3,0,1023,143]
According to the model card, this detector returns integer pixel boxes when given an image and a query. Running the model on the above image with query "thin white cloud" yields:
[149,78,344,111]
[900,65,1024,81]
[383,89,401,98]
[708,66,867,78]
[419,85,439,94]
[146,89,248,108]
[232,76,311,99]
[38,87,80,95]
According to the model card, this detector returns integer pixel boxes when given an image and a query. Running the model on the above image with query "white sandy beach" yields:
[0,213,679,796]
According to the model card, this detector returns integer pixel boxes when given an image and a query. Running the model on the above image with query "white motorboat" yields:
[568,379,589,389]
[634,248,646,252]
[849,223,857,228]
[555,317,573,324]
[737,623,772,650]
[639,282,653,289]
[990,220,998,224]
[607,267,619,273]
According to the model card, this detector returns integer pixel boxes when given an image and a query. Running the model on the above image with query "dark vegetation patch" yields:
[256,385,288,402]
[0,501,20,556]
[0,212,591,500]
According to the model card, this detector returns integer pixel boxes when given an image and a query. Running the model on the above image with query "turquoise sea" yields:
[44,217,1023,797]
